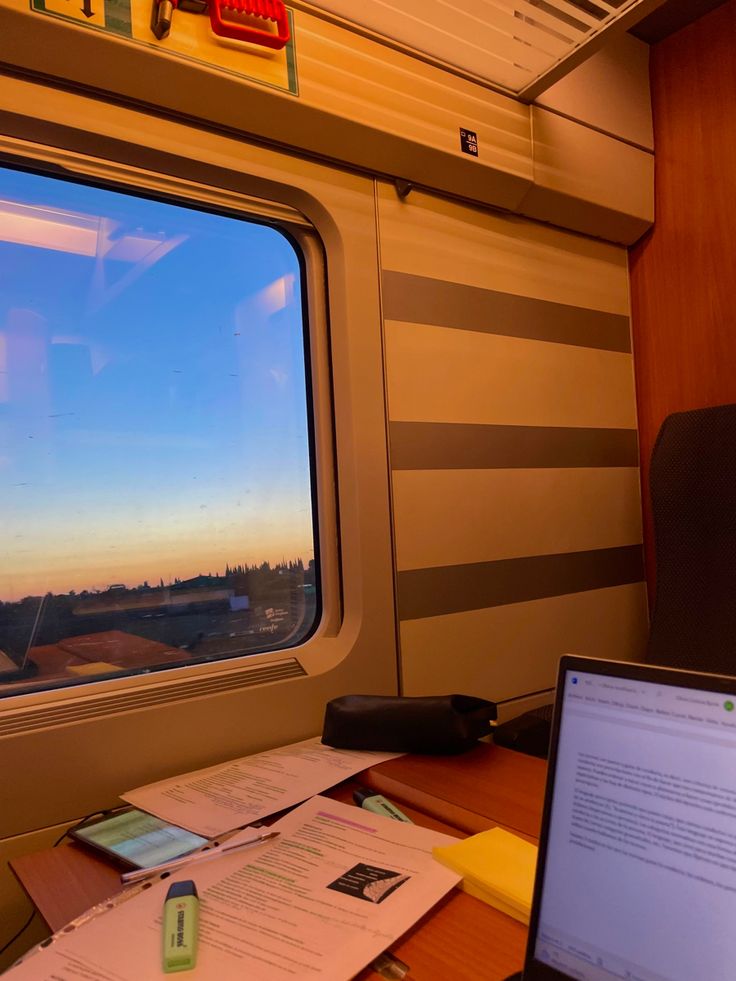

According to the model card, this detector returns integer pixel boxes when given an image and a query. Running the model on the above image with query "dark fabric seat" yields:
[646,403,736,675]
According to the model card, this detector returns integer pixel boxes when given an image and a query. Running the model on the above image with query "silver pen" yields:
[120,828,279,884]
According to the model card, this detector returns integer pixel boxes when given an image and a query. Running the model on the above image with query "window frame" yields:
[0,51,398,854]
[0,158,336,695]
[0,156,337,696]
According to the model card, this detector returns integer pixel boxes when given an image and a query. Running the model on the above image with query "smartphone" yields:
[69,807,209,870]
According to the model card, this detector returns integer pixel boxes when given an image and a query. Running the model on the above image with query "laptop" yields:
[517,654,736,981]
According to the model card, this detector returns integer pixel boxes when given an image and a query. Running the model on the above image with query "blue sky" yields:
[0,168,315,600]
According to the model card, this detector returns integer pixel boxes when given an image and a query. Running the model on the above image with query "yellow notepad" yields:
[460,880,530,923]
[433,827,538,924]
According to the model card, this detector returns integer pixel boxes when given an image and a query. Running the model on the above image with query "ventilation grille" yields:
[304,0,653,96]
[0,658,306,738]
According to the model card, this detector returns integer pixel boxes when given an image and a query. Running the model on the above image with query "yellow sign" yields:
[30,0,298,94]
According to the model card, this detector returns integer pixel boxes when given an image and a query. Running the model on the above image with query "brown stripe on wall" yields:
[390,422,639,470]
[397,545,645,621]
[382,270,632,353]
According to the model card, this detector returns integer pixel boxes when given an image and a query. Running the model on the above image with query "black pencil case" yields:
[321,693,497,755]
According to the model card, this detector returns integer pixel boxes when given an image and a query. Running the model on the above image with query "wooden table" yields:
[10,744,545,981]
[361,743,547,840]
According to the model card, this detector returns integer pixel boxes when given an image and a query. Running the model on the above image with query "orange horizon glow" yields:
[4,507,315,602]
[1,539,316,602]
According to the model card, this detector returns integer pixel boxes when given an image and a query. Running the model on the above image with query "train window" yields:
[0,165,319,696]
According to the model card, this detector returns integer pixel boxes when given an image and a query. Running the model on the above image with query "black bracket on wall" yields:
[394,178,414,200]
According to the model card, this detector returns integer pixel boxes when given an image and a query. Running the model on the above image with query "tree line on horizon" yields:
[0,556,316,609]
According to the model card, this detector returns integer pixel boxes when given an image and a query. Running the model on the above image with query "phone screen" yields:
[71,809,208,869]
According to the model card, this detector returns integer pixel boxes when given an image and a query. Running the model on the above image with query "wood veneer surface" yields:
[629,0,736,593]
[364,742,546,839]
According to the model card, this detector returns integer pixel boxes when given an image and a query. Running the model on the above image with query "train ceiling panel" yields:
[303,0,665,98]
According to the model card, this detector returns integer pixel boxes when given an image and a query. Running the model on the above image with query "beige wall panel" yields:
[0,3,533,214]
[377,184,630,316]
[298,16,532,171]
[537,33,653,150]
[520,108,655,244]
[393,468,643,571]
[0,3,652,242]
[386,323,638,429]
[399,583,649,701]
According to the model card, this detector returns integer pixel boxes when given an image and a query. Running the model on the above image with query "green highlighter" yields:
[162,880,199,973]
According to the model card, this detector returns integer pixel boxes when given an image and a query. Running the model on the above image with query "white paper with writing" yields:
[8,796,462,981]
[122,737,402,836]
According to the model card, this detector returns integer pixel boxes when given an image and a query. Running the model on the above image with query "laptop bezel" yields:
[520,654,736,981]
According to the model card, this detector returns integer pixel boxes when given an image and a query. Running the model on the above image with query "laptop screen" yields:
[524,657,736,981]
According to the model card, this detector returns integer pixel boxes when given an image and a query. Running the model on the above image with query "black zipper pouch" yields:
[321,693,497,755]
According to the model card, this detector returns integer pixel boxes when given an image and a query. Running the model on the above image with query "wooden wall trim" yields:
[629,0,736,597]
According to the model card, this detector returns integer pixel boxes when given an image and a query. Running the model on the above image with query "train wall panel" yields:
[393,468,644,572]
[0,0,653,243]
[378,181,648,698]
[399,584,649,703]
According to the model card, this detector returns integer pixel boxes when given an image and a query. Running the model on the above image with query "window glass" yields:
[0,166,318,695]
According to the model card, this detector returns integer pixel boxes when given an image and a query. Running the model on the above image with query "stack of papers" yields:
[123,737,402,836]
[8,796,462,981]
[433,826,537,923]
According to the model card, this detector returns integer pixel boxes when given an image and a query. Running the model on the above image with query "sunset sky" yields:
[0,168,315,602]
